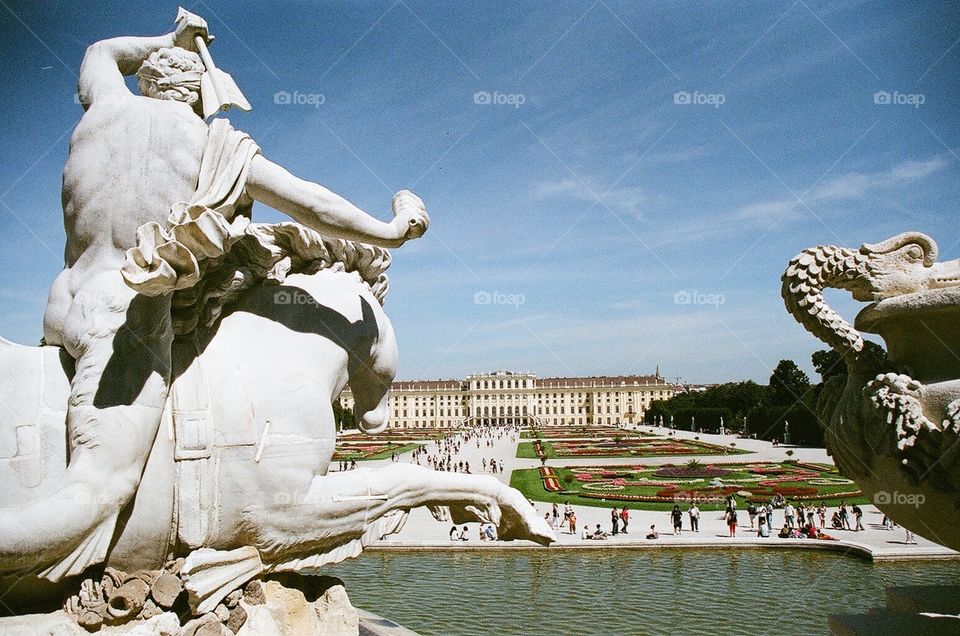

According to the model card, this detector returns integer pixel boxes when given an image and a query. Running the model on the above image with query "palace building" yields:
[338,369,677,429]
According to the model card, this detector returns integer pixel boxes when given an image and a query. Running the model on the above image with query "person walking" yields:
[747,502,757,529]
[671,504,683,535]
[611,506,620,536]
[620,506,630,534]
[568,511,577,536]
[765,501,774,532]
[853,504,864,532]
[725,506,738,537]
[905,527,917,544]
[688,503,700,532]
[840,503,851,530]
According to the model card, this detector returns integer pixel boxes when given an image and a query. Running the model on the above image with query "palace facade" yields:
[338,370,677,429]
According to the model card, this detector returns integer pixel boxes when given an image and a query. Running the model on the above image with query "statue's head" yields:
[136,47,204,114]
[782,230,960,358]
[855,233,956,301]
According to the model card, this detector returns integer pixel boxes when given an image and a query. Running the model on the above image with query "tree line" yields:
[643,343,894,447]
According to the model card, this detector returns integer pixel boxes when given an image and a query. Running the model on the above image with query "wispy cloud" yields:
[735,155,949,223]
[531,177,647,216]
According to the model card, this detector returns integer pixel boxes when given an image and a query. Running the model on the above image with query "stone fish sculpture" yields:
[782,231,960,550]
[0,7,553,633]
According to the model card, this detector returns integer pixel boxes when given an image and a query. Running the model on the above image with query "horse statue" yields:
[0,222,554,623]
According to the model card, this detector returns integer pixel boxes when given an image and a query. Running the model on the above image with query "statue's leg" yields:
[244,464,555,566]
[0,272,172,579]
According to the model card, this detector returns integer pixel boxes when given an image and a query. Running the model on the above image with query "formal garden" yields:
[520,426,655,439]
[510,460,865,510]
[516,436,746,459]
[333,440,424,461]
[338,429,449,443]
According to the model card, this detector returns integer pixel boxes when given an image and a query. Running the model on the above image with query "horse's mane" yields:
[170,221,391,338]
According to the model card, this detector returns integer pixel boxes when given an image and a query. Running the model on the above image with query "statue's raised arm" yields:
[77,12,208,107]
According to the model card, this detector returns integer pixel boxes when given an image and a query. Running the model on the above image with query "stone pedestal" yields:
[0,577,363,636]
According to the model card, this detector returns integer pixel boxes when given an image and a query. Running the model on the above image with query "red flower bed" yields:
[771,486,818,497]
[542,477,562,492]
[533,441,546,459]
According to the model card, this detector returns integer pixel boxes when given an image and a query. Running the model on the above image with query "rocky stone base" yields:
[0,576,359,636]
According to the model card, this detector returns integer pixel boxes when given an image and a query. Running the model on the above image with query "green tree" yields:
[645,381,767,432]
[811,349,845,383]
[812,341,896,383]
[332,400,357,431]
[768,359,810,406]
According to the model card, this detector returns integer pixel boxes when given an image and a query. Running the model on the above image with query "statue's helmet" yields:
[136,47,204,110]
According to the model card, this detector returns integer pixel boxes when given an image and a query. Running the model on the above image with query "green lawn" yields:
[511,462,867,511]
[334,442,423,461]
[517,441,550,458]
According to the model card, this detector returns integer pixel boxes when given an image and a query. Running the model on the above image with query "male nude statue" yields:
[1,14,428,578]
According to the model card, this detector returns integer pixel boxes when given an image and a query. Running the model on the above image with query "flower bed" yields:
[333,440,423,461]
[521,427,654,440]
[517,437,747,459]
[510,461,866,510]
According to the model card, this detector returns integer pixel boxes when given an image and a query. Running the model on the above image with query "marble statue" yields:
[782,231,960,550]
[0,7,553,631]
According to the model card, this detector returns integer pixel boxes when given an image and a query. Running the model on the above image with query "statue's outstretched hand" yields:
[174,8,213,51]
[391,190,429,244]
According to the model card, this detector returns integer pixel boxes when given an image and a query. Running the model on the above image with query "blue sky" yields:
[0,1,957,383]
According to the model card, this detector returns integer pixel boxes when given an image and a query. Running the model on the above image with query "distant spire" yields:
[655,363,660,379]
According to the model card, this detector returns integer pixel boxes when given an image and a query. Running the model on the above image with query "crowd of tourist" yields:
[563,495,910,544]
[335,459,358,471]
[449,523,498,542]
[407,424,517,474]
